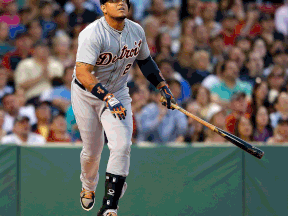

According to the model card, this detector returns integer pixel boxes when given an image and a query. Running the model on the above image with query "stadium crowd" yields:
[0,0,288,145]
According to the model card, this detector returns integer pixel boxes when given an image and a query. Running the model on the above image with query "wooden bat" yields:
[160,97,264,159]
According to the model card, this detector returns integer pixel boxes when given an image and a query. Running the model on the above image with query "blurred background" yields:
[0,0,288,145]
[1,0,288,215]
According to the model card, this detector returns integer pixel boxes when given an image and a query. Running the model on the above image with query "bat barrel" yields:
[216,128,264,159]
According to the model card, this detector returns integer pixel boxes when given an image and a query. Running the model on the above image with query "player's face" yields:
[103,0,128,20]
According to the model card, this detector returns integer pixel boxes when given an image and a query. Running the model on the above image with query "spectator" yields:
[0,22,14,58]
[9,7,30,39]
[2,93,37,133]
[155,32,173,62]
[26,20,44,45]
[250,79,269,116]
[253,106,273,142]
[50,66,73,112]
[143,16,161,56]
[259,13,284,47]
[1,33,33,74]
[194,25,210,51]
[209,33,225,68]
[267,119,288,144]
[210,60,252,107]
[68,0,98,29]
[235,36,252,55]
[270,91,288,128]
[52,35,74,68]
[252,38,271,68]
[220,11,239,46]
[186,50,211,86]
[158,60,191,104]
[228,46,246,72]
[15,42,64,105]
[39,1,57,39]
[0,0,20,27]
[0,66,13,104]
[130,85,150,143]
[191,85,213,120]
[53,9,70,38]
[34,101,51,140]
[47,113,71,142]
[0,107,6,140]
[267,65,286,103]
[205,105,227,143]
[202,2,222,37]
[180,0,202,22]
[225,92,249,135]
[181,17,195,37]
[184,101,205,143]
[66,104,81,142]
[240,51,264,85]
[235,116,253,142]
[216,0,245,22]
[138,91,187,144]
[1,115,45,145]
[174,36,195,75]
[201,57,223,91]
[160,7,181,41]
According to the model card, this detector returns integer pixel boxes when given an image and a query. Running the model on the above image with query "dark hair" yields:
[235,116,254,141]
[155,32,171,54]
[251,79,269,116]
[251,106,273,133]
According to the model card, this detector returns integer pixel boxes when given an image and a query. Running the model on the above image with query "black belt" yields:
[74,79,86,91]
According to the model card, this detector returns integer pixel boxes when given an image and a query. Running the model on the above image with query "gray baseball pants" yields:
[71,78,133,191]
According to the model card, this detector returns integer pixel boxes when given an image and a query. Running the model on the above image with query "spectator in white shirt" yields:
[1,116,45,145]
[0,66,13,105]
[2,93,37,133]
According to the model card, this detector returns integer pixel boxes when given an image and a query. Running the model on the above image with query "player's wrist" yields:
[91,83,109,101]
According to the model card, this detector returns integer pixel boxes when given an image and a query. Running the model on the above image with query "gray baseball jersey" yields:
[71,17,150,192]
[75,16,150,93]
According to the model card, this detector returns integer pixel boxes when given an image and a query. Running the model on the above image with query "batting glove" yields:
[91,83,127,120]
[104,94,127,120]
[158,84,177,110]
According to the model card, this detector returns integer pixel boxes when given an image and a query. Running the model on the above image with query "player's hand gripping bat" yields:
[160,97,264,159]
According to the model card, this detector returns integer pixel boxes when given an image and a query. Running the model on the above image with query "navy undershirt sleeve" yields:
[136,56,165,88]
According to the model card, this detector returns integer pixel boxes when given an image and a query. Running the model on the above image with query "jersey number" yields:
[122,63,132,76]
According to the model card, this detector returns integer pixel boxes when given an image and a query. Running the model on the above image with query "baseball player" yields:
[71,0,177,215]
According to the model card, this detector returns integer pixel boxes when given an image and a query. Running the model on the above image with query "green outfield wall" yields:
[0,144,287,216]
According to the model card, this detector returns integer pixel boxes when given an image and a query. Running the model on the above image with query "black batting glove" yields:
[158,84,177,110]
[91,83,127,120]
[104,94,127,120]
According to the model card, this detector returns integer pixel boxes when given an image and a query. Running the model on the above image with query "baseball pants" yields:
[71,78,133,191]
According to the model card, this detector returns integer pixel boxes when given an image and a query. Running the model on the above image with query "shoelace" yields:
[81,189,95,199]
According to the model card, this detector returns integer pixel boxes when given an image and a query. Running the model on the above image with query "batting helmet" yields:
[100,0,130,9]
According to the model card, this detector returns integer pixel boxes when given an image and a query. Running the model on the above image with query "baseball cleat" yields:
[103,209,117,216]
[98,182,127,215]
[80,188,95,211]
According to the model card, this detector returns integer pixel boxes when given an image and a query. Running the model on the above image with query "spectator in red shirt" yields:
[1,33,33,73]
[47,113,71,142]
[225,92,249,134]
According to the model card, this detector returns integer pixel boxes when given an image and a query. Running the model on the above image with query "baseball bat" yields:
[160,97,264,159]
